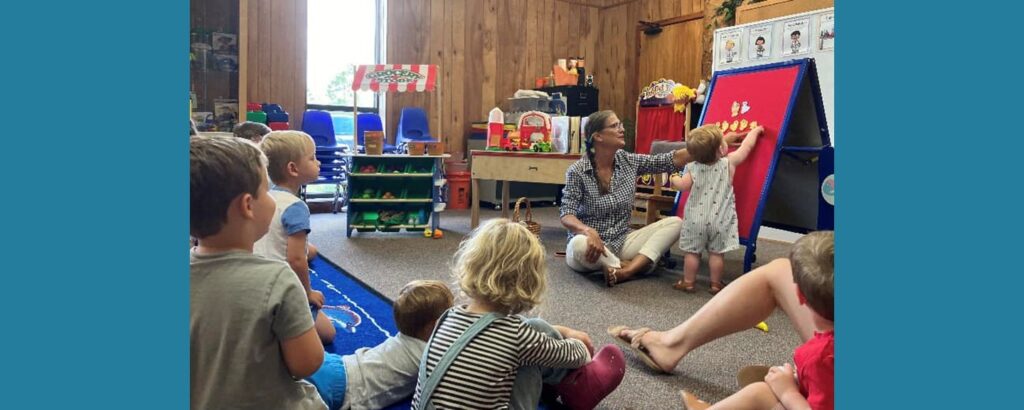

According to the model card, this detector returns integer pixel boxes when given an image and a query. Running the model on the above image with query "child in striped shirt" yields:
[671,125,763,294]
[412,219,625,410]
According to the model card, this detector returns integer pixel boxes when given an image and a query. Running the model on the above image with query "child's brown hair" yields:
[790,231,834,321]
[393,280,455,337]
[686,125,724,165]
[190,135,267,238]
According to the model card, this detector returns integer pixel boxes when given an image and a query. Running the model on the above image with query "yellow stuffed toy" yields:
[672,84,696,113]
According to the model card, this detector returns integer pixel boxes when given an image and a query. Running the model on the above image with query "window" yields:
[307,0,384,147]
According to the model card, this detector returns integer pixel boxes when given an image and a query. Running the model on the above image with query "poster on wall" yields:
[719,29,743,65]
[818,13,835,50]
[748,24,773,60]
[782,19,810,56]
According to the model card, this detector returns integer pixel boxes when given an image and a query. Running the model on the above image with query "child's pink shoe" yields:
[554,345,626,410]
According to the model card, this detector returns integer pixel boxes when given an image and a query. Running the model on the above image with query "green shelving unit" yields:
[344,154,449,237]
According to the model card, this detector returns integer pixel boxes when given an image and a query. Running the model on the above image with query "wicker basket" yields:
[512,197,542,237]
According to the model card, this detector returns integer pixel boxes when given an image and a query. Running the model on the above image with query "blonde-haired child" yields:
[671,125,763,294]
[253,131,335,344]
[412,219,625,410]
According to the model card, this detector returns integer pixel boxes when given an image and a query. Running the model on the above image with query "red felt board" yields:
[680,65,802,240]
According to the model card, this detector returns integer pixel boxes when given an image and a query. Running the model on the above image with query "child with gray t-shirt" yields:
[306,280,454,410]
[190,136,327,410]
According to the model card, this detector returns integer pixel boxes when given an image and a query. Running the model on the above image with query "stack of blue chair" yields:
[300,110,348,213]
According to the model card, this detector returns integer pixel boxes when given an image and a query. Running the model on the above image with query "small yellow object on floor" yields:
[755,322,769,332]
[423,229,433,238]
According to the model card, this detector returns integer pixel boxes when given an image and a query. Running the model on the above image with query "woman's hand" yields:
[585,229,606,264]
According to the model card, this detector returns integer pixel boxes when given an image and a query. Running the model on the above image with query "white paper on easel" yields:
[551,116,570,153]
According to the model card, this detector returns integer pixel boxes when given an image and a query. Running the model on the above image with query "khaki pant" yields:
[566,217,682,272]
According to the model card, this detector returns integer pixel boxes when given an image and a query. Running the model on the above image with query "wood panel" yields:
[239,0,307,130]
[594,1,642,124]
[637,15,704,93]
[386,0,599,158]
[736,0,833,25]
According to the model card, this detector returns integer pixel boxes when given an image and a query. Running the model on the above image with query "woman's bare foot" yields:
[615,327,679,373]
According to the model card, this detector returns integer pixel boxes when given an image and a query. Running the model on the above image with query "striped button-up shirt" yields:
[559,149,677,254]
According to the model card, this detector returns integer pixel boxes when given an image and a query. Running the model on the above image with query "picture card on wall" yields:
[819,13,835,50]
[748,24,773,61]
[719,29,744,65]
[783,18,811,56]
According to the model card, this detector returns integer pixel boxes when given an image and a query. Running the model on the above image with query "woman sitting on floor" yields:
[559,110,744,286]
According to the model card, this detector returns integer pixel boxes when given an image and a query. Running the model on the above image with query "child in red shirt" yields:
[682,231,834,410]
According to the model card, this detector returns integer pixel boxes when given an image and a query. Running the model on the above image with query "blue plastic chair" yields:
[302,110,336,147]
[395,107,434,146]
[356,113,397,153]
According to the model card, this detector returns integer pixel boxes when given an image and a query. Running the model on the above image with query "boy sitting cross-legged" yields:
[190,135,327,409]
[253,130,336,344]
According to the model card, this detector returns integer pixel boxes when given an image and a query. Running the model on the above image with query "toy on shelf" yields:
[516,111,552,150]
[487,107,505,150]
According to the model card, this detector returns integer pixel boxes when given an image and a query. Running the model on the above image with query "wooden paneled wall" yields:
[386,0,599,158]
[595,0,706,126]
[736,0,833,25]
[239,0,308,129]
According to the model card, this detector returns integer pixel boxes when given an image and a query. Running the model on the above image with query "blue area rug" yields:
[308,256,552,410]
[309,256,397,355]
[309,256,412,410]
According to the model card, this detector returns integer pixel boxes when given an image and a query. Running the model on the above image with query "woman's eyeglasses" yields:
[604,122,624,130]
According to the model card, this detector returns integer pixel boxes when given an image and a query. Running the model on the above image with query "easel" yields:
[675,58,834,272]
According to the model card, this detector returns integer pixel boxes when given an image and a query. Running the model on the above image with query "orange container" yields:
[426,141,445,156]
[364,131,384,155]
[447,171,471,209]
[407,141,427,156]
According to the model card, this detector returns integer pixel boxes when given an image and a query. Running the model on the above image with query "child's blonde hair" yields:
[790,231,834,321]
[452,219,547,315]
[259,131,314,184]
[686,125,724,165]
[393,280,454,337]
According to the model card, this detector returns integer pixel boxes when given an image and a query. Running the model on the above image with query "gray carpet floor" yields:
[310,206,801,409]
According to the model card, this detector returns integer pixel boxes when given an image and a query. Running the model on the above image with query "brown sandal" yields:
[673,279,696,293]
[709,281,725,295]
[607,326,669,373]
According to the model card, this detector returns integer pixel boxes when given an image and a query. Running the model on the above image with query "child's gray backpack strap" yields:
[415,309,502,410]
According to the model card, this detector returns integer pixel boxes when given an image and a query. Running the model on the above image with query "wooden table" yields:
[470,150,581,228]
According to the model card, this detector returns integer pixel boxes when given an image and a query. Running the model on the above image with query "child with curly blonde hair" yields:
[412,219,625,410]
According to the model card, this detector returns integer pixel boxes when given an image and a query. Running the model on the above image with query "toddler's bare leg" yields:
[707,382,784,410]
[683,253,701,284]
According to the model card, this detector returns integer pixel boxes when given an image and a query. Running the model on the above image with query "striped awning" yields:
[351,64,438,93]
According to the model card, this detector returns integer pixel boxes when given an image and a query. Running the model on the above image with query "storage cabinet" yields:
[344,154,448,237]
[535,85,599,117]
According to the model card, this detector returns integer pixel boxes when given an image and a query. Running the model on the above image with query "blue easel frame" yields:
[672,58,832,272]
